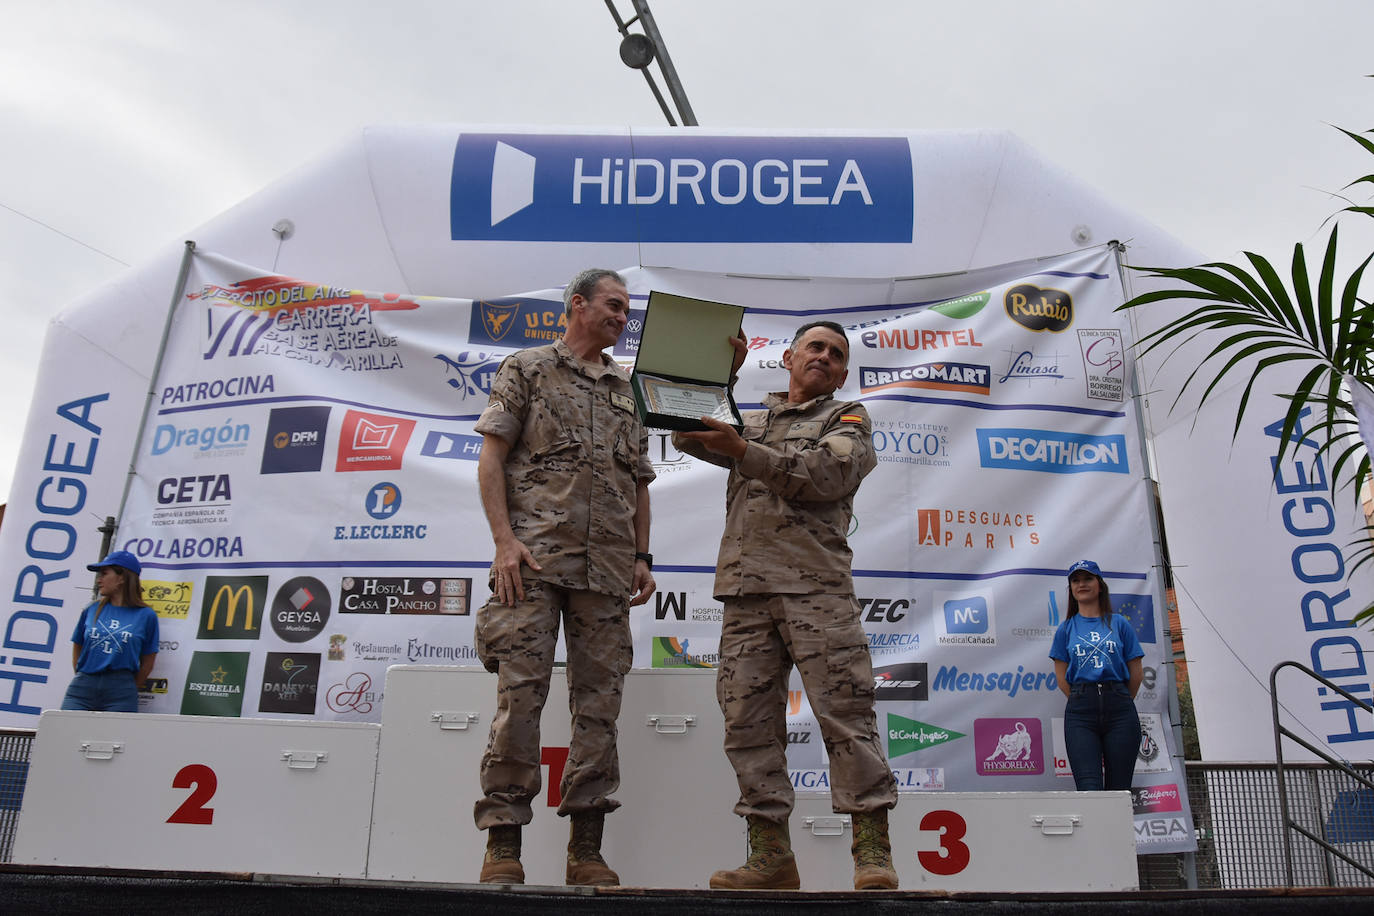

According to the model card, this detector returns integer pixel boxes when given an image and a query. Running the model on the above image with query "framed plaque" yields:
[630,291,746,431]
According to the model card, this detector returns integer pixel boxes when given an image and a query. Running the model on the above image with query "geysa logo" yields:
[976,428,1128,475]
[450,133,914,243]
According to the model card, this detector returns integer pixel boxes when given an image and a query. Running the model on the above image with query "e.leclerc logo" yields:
[451,133,913,243]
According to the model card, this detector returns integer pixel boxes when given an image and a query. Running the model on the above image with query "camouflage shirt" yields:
[475,340,655,597]
[674,392,875,597]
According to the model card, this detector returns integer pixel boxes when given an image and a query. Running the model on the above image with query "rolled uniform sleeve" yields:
[473,355,529,446]
[734,410,875,502]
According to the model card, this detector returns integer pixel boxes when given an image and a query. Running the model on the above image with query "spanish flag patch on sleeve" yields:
[839,414,864,424]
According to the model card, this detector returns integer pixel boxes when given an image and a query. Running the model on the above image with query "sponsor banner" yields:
[30,245,1187,852]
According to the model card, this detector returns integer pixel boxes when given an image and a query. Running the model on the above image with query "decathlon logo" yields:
[976,428,1128,475]
[450,133,914,243]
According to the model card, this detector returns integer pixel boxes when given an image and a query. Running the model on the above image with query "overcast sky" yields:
[2,0,1373,500]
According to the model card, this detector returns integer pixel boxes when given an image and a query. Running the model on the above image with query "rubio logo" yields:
[977,428,1128,475]
[1005,284,1072,332]
[450,133,914,243]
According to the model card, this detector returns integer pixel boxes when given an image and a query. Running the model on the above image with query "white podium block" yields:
[368,665,740,887]
[792,790,1138,891]
[12,710,380,877]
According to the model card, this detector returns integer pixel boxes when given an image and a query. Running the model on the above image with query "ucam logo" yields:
[450,133,914,243]
[858,362,990,396]
[976,428,1128,475]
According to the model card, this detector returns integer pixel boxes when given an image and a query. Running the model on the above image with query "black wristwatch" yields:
[634,551,654,570]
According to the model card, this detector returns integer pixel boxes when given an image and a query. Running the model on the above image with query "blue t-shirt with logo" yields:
[70,602,159,674]
[1048,613,1143,685]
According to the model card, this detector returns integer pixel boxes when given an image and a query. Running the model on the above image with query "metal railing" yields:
[1270,660,1374,885]
[0,728,33,863]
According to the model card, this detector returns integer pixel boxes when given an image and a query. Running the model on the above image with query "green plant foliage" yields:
[1116,118,1374,619]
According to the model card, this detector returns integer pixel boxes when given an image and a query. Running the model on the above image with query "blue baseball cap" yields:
[87,550,142,576]
[1067,559,1101,579]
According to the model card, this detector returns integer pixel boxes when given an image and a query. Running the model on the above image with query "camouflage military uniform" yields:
[473,339,654,829]
[674,392,897,823]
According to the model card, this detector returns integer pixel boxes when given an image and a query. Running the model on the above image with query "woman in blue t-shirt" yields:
[1048,559,1144,791]
[60,550,159,713]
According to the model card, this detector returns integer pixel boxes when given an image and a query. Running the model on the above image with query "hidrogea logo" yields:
[887,712,965,758]
[929,292,990,319]
[450,133,914,243]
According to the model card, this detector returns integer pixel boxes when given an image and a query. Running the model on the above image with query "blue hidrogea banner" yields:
[450,133,914,243]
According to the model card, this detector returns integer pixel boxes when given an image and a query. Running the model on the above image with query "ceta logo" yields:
[451,133,914,243]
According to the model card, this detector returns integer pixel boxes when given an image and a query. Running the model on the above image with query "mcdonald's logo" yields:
[197,575,268,639]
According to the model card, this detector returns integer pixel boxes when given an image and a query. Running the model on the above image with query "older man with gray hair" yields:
[472,268,656,886]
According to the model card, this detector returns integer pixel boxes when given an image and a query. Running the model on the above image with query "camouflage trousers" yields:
[473,579,632,829]
[717,593,897,822]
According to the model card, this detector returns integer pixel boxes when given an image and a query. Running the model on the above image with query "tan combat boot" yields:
[478,824,525,884]
[851,809,899,890]
[709,816,801,890]
[566,811,620,886]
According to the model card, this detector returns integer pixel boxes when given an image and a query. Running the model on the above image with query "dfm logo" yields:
[365,482,402,520]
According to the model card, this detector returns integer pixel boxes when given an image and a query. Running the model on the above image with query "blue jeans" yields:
[61,670,139,712]
[1063,681,1139,791]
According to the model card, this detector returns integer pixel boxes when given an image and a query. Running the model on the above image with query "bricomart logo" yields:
[450,133,914,243]
[887,712,965,758]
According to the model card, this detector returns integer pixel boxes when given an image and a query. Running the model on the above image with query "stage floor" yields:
[3,865,1373,915]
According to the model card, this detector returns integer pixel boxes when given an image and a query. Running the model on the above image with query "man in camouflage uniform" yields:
[674,320,899,891]
[472,268,656,886]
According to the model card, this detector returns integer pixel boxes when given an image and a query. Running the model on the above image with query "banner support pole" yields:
[1113,239,1199,885]
[111,240,197,547]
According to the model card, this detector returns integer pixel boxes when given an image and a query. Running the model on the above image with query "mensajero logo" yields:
[451,133,913,243]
